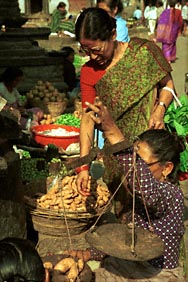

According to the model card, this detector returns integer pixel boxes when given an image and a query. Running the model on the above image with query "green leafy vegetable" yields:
[164,94,188,172]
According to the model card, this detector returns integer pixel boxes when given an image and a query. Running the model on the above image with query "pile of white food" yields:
[39,128,79,137]
[66,143,80,154]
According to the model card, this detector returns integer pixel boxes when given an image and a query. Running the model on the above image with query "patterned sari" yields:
[95,38,171,207]
[156,8,182,61]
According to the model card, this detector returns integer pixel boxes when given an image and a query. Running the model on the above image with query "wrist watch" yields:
[158,101,167,110]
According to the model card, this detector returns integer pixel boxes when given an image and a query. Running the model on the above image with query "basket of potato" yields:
[26,80,68,117]
[31,176,111,236]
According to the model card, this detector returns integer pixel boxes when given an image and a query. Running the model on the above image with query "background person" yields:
[74,7,175,215]
[182,1,188,34]
[60,46,79,92]
[60,46,80,105]
[49,1,75,36]
[0,66,23,109]
[144,1,157,35]
[175,0,182,10]
[156,0,183,63]
[0,67,43,129]
[133,5,142,20]
[96,0,130,42]
[156,0,164,24]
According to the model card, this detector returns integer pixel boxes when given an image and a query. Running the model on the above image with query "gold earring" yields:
[162,172,167,180]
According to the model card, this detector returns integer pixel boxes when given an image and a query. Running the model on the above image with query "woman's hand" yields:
[85,97,125,145]
[76,171,91,196]
[148,105,165,129]
[85,98,114,133]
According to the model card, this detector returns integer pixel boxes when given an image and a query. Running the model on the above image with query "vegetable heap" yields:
[55,113,80,128]
[164,94,188,172]
[37,175,110,212]
[26,80,67,103]
[21,158,48,181]
[44,257,85,282]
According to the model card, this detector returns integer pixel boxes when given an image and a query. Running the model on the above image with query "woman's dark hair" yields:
[0,237,45,282]
[57,1,66,9]
[0,67,23,84]
[138,129,185,183]
[168,0,176,7]
[60,46,75,58]
[97,0,124,14]
[75,7,116,42]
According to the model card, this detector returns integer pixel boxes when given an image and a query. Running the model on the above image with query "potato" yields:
[54,257,76,272]
[43,261,53,269]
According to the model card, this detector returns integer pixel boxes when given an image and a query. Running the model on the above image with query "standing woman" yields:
[97,0,130,42]
[156,0,183,63]
[75,8,174,208]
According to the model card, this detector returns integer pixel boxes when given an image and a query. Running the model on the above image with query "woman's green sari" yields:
[95,38,172,213]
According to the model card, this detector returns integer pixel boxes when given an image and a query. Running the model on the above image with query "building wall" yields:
[18,0,93,16]
[18,0,70,14]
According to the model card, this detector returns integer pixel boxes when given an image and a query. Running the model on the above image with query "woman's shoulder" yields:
[80,61,105,85]
[81,60,105,75]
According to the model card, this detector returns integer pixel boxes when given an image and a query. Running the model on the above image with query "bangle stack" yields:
[75,164,89,174]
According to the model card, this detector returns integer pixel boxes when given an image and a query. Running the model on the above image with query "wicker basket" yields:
[28,99,67,117]
[45,101,67,117]
[31,208,99,237]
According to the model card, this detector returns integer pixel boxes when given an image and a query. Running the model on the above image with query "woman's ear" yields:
[114,6,118,15]
[163,161,174,178]
[111,28,117,41]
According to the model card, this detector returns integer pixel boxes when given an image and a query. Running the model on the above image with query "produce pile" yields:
[26,80,68,103]
[21,158,48,182]
[43,254,92,282]
[55,113,81,128]
[40,113,81,127]
[164,94,188,173]
[37,175,111,212]
[44,257,84,282]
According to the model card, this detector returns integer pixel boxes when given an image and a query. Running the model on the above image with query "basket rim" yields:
[31,203,112,219]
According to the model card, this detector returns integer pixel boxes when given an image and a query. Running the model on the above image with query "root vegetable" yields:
[54,257,77,272]
[77,259,84,273]
[43,261,53,269]
[37,175,111,212]
[67,263,78,282]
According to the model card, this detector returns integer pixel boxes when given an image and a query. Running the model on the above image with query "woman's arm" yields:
[148,73,174,129]
[85,99,125,145]
[76,65,101,194]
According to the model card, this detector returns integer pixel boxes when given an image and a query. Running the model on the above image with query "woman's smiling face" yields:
[80,37,115,67]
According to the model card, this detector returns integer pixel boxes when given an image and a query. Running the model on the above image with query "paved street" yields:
[169,35,188,96]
